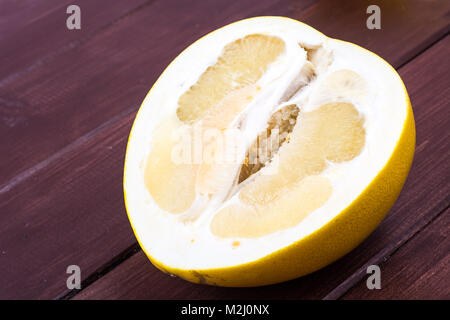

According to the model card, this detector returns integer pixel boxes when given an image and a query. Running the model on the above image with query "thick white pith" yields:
[124,17,407,269]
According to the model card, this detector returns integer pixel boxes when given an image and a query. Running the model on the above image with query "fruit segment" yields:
[144,116,197,214]
[311,69,368,106]
[195,85,260,196]
[211,175,332,238]
[177,34,285,122]
[201,84,260,130]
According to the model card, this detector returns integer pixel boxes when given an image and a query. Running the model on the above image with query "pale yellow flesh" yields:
[177,34,285,122]
[144,116,197,214]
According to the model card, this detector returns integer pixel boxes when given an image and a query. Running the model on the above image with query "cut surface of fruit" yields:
[124,17,415,287]
[212,175,333,238]
[177,34,285,123]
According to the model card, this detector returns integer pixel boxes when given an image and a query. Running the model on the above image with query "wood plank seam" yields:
[0,107,136,195]
[391,30,449,70]
[0,0,156,88]
[341,208,450,299]
[322,203,449,300]
[56,243,141,300]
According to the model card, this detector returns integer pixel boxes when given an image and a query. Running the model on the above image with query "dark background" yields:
[0,0,448,299]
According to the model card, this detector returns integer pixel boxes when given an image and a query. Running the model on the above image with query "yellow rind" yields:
[124,17,415,287]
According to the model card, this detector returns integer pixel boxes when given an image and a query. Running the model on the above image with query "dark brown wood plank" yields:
[0,0,318,300]
[342,209,449,300]
[302,0,450,67]
[0,0,71,35]
[1,0,448,186]
[0,111,136,299]
[74,36,450,299]
[0,0,149,83]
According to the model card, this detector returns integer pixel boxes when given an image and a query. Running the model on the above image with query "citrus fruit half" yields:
[124,17,415,286]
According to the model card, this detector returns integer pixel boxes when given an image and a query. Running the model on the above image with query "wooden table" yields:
[0,0,449,300]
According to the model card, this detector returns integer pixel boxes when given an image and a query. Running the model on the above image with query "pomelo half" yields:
[124,17,415,286]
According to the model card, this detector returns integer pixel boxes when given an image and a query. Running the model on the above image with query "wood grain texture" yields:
[0,0,149,83]
[1,0,448,186]
[74,36,450,299]
[0,0,73,35]
[0,111,136,299]
[1,1,449,300]
[342,209,449,300]
[301,0,450,67]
